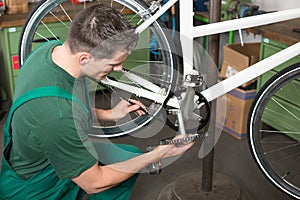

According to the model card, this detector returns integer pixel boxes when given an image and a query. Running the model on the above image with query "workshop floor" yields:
[0,98,294,200]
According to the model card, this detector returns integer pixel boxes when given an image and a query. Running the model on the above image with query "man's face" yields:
[80,51,128,80]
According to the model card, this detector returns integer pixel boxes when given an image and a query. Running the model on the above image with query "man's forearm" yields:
[72,136,193,194]
[74,150,162,194]
[94,108,114,121]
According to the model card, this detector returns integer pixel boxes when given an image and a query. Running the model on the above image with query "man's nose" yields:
[113,64,123,71]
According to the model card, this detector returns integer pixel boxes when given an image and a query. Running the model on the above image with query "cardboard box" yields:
[220,43,260,88]
[5,0,28,14]
[216,88,256,140]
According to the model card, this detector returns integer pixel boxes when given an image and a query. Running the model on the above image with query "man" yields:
[0,4,194,199]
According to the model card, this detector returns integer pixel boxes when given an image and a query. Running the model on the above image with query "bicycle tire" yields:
[18,0,179,137]
[248,62,300,199]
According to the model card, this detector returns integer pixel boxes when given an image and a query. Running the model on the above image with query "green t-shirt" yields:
[9,41,97,180]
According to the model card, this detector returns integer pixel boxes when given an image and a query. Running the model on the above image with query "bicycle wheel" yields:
[19,0,179,137]
[248,62,300,199]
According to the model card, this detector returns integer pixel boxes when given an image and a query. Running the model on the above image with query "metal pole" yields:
[201,0,221,192]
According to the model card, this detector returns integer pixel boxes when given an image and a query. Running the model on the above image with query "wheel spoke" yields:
[271,97,300,122]
[263,143,299,155]
[261,129,300,135]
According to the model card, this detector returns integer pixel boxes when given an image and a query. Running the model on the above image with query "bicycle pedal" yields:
[145,146,162,174]
[147,160,162,175]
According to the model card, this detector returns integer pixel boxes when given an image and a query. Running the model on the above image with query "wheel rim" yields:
[248,64,300,198]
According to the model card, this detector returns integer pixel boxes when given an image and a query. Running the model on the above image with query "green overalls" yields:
[0,86,140,200]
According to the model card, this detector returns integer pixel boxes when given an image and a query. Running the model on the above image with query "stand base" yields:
[157,171,253,200]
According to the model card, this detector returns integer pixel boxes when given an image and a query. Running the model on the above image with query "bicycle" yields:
[18,0,300,199]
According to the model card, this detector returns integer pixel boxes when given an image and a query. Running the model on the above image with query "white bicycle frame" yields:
[102,0,300,108]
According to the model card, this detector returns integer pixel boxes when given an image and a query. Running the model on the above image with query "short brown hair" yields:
[67,4,138,59]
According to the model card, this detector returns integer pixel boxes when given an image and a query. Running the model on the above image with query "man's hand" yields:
[152,134,195,160]
[94,99,147,121]
[146,134,195,174]
[111,99,147,120]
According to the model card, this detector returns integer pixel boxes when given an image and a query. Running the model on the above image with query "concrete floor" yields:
[0,99,294,200]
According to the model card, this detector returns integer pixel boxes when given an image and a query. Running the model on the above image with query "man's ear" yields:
[78,52,91,65]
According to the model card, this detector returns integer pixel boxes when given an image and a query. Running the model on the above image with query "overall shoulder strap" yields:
[4,86,89,131]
